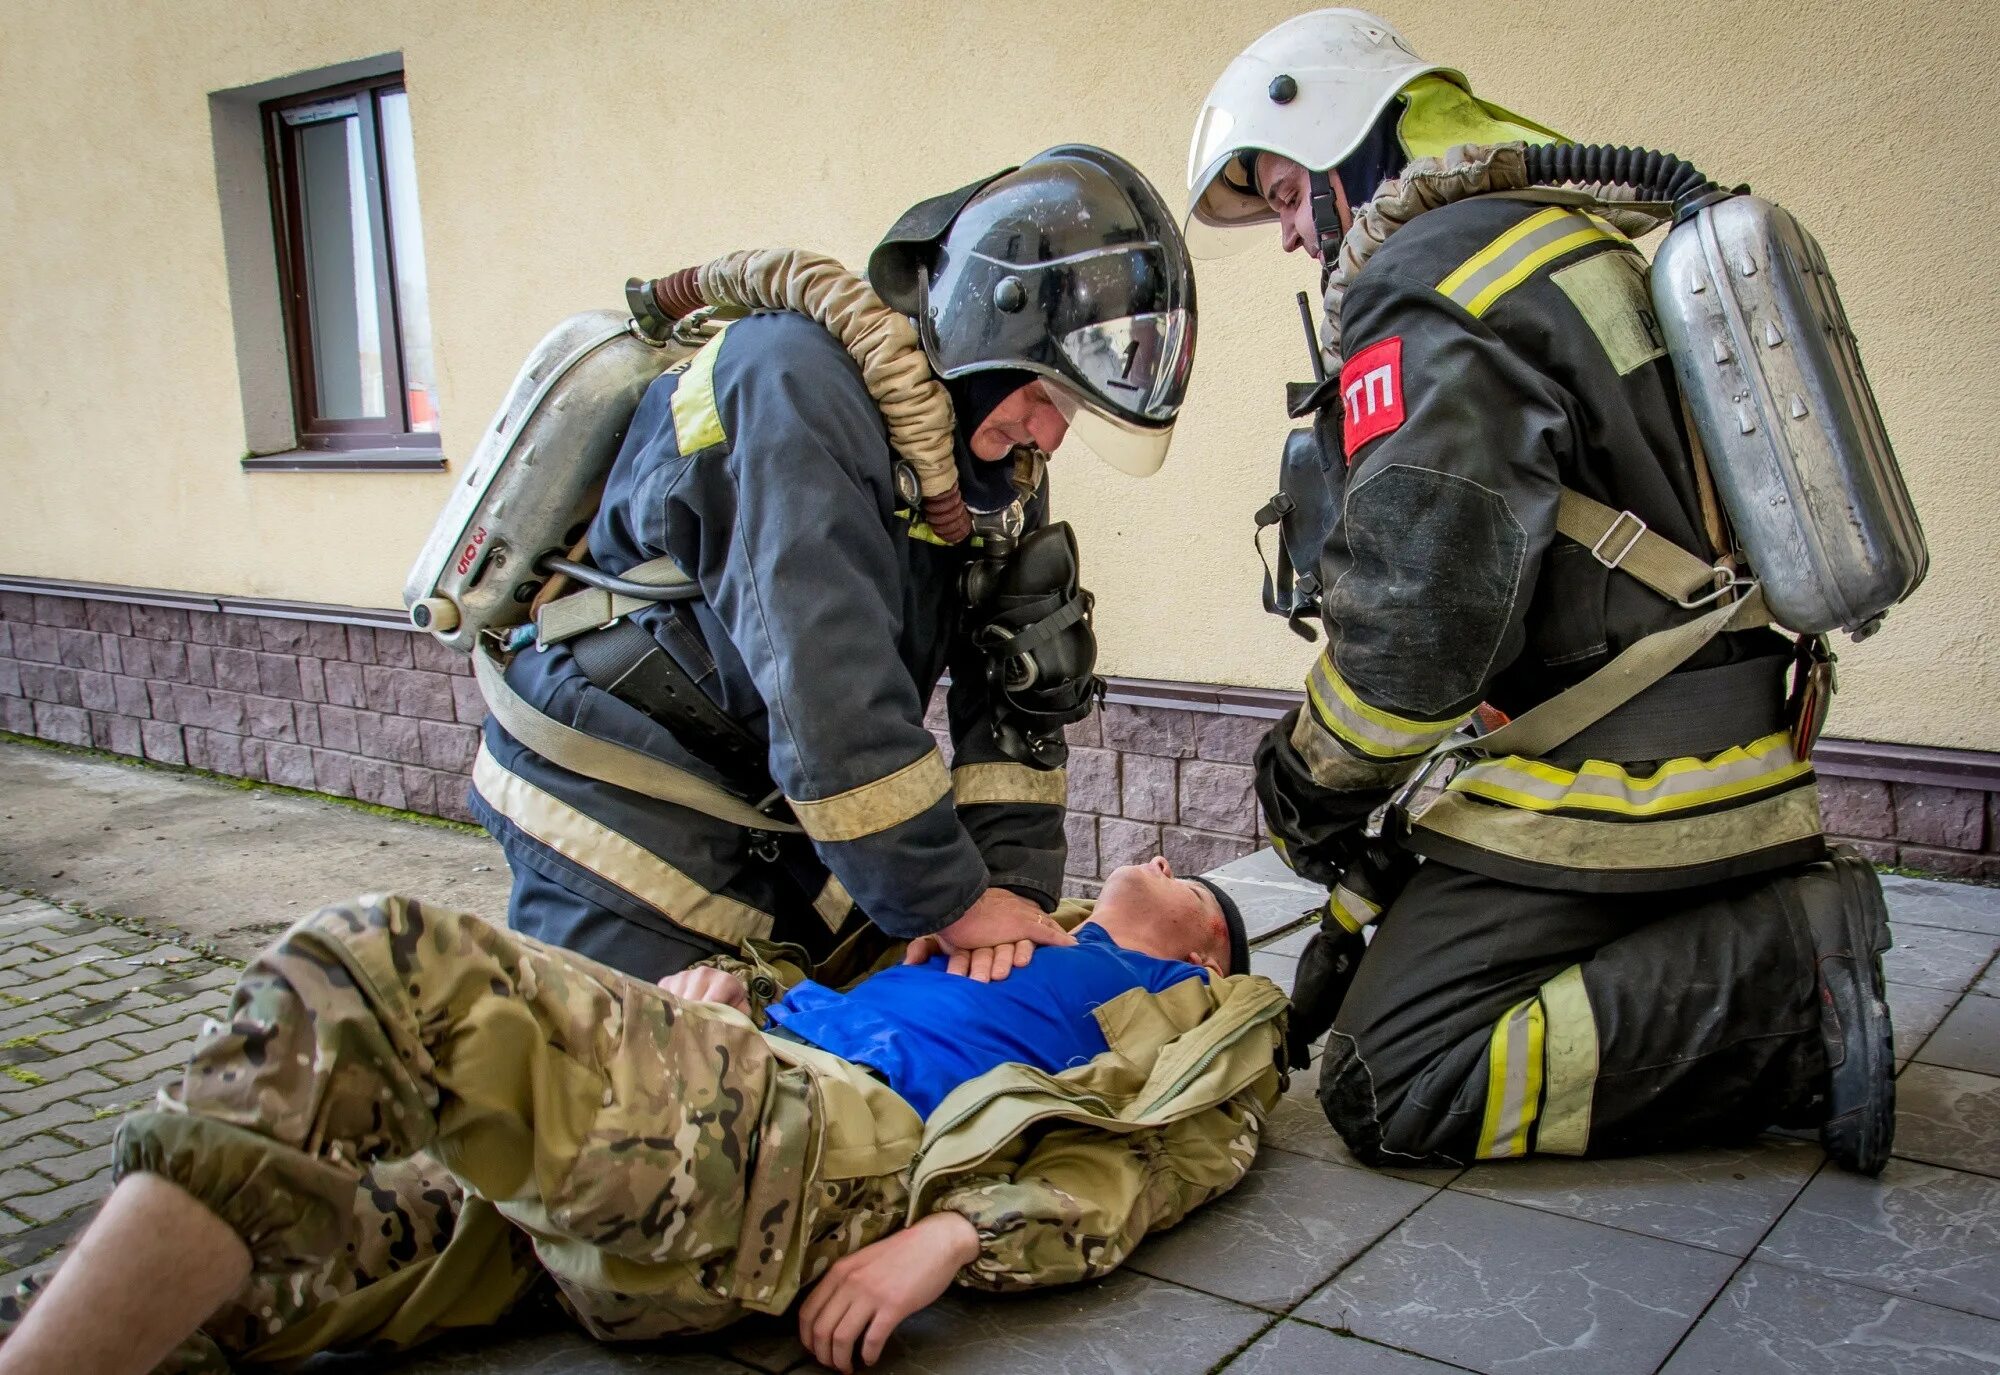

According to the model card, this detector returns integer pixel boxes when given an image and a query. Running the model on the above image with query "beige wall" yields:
[2,0,1995,748]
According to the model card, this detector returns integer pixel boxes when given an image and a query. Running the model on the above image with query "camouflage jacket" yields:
[723,917,1290,1293]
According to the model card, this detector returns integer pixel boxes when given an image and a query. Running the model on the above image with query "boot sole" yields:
[1819,848,1896,1175]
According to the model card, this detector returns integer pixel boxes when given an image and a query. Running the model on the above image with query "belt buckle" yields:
[1590,510,1648,571]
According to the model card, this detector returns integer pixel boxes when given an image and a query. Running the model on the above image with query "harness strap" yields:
[534,556,696,647]
[1545,657,1786,768]
[1554,489,1730,606]
[473,640,801,835]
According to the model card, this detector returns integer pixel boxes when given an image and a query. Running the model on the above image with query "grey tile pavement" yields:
[3,867,1999,1374]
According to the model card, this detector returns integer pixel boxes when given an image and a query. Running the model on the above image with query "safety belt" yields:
[472,639,800,835]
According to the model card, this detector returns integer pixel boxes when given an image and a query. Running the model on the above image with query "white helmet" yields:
[1186,9,1458,256]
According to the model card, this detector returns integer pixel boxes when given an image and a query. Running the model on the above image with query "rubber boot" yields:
[1808,848,1897,1175]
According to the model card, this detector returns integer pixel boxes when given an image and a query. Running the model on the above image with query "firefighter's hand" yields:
[907,888,1074,982]
[799,1211,980,1372]
[655,966,751,1013]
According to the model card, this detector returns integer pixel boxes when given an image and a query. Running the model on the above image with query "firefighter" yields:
[1186,9,1895,1172]
[471,146,1195,984]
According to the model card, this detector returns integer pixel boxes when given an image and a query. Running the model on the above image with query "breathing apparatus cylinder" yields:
[1517,142,1927,638]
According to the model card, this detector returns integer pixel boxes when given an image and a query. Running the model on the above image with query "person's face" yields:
[968,379,1071,460]
[1091,857,1233,977]
[1254,151,1352,259]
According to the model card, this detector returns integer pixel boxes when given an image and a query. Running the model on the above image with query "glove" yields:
[1286,916,1367,1069]
[1280,841,1420,1069]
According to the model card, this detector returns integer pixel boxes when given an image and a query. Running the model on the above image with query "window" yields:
[263,74,439,454]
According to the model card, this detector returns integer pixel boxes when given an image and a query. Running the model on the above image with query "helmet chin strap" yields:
[1307,168,1346,265]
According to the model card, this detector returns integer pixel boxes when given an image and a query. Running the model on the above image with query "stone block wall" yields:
[0,591,481,822]
[5,585,2000,885]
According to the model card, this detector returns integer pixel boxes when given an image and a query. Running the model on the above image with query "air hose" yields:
[1522,143,1719,216]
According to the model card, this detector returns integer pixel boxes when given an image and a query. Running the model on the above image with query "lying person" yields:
[0,858,1278,1375]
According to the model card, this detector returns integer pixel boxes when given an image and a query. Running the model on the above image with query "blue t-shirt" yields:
[766,924,1206,1118]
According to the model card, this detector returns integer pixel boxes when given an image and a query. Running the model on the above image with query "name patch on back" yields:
[1340,336,1405,458]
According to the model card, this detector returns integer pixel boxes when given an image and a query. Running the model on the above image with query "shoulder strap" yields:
[1554,488,1732,606]
[473,640,800,834]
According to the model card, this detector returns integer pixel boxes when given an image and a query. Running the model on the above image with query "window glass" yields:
[377,90,439,433]
[293,108,386,421]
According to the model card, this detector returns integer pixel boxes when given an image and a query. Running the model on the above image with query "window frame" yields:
[261,73,439,457]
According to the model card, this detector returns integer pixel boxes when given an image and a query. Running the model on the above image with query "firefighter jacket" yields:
[471,311,1069,954]
[1270,194,1827,896]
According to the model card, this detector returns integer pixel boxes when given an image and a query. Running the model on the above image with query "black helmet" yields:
[868,145,1196,476]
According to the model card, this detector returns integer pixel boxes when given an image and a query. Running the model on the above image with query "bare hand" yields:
[656,966,750,1013]
[799,1212,980,1372]
[903,888,1073,981]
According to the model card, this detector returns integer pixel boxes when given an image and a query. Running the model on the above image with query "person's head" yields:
[1087,857,1249,980]
[1252,150,1352,258]
[868,145,1196,480]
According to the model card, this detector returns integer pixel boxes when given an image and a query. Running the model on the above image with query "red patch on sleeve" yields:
[1339,336,1405,460]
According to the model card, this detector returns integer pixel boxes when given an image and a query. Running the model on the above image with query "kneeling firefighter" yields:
[451,146,1194,981]
[1187,10,1926,1172]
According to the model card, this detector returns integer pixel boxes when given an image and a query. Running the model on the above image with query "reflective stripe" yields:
[1449,731,1810,817]
[471,743,774,948]
[788,747,952,843]
[1536,966,1599,1155]
[670,326,731,454]
[1290,707,1414,792]
[1438,208,1626,318]
[952,762,1067,809]
[812,873,854,932]
[1328,883,1380,933]
[1304,651,1465,761]
[1413,781,1823,871]
[1475,994,1545,1159]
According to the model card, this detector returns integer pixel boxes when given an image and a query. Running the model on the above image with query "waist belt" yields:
[569,617,776,798]
[1543,657,1787,768]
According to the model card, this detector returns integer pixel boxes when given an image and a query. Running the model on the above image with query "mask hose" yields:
[1521,143,1719,217]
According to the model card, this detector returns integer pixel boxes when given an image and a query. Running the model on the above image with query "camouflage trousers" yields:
[0,896,912,1371]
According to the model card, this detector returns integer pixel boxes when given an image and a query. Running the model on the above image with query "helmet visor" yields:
[1057,307,1191,424]
[1046,381,1175,477]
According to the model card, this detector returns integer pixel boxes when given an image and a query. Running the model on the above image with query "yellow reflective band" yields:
[1536,966,1599,1155]
[1304,651,1465,761]
[471,744,775,947]
[670,325,732,455]
[788,747,952,844]
[1439,208,1625,319]
[951,762,1067,809]
[1412,781,1824,872]
[1476,994,1546,1160]
[812,873,854,932]
[1328,883,1380,933]
[1290,707,1414,793]
[1448,730,1810,817]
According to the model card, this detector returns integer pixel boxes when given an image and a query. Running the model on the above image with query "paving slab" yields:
[1451,1137,1823,1256]
[308,1323,763,1373]
[1658,1261,2000,1375]
[1914,992,2000,1077]
[826,1268,1269,1375]
[1880,874,2000,937]
[1880,923,2000,995]
[0,741,510,961]
[1894,1063,2000,1178]
[1225,1320,1470,1373]
[1297,1191,1737,1375]
[1755,1158,2000,1321]
[1128,1145,1431,1310]
[1890,981,1963,1068]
